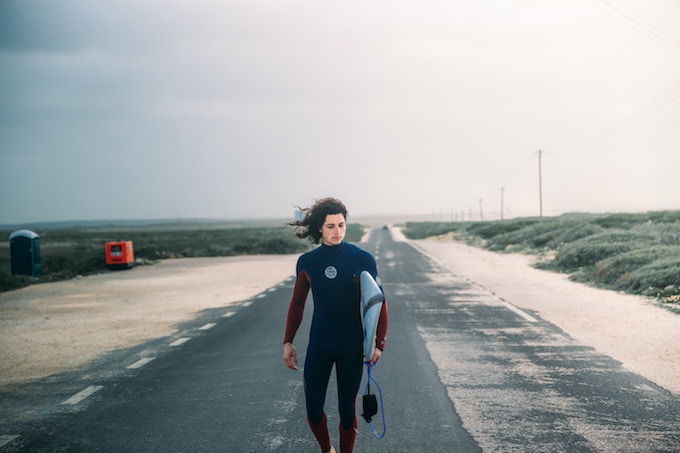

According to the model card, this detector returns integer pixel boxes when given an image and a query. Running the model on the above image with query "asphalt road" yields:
[3,228,679,452]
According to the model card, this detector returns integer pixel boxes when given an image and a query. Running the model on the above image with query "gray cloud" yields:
[1,0,679,224]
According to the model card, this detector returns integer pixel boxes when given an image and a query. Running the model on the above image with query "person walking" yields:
[283,197,388,453]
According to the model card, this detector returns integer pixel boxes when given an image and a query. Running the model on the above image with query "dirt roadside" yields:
[0,255,298,387]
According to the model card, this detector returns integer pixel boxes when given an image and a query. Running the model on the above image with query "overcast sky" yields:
[1,0,679,225]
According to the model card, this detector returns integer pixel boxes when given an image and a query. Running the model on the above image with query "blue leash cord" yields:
[364,363,386,439]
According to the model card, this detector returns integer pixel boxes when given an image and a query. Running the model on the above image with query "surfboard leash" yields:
[361,363,386,439]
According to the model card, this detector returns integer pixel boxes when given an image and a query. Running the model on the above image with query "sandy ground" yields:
[411,235,680,395]
[0,255,297,386]
[1,230,678,395]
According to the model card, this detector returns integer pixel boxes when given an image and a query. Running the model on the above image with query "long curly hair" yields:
[288,197,348,244]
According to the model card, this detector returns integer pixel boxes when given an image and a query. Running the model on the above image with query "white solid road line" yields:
[410,241,539,323]
[61,385,104,405]
[500,301,538,323]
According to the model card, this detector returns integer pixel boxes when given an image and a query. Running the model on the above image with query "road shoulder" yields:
[411,236,680,395]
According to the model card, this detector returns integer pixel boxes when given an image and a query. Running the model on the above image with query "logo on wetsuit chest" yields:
[324,266,338,279]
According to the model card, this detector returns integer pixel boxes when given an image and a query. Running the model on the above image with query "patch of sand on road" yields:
[0,255,297,386]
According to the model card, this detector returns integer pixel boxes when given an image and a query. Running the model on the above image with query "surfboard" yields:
[360,270,384,361]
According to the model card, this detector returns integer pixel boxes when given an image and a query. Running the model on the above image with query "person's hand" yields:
[283,342,298,370]
[368,347,382,365]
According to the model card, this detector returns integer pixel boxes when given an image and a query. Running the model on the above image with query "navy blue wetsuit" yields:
[284,241,388,430]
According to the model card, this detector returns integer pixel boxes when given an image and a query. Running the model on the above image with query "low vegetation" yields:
[402,211,680,305]
[0,221,365,293]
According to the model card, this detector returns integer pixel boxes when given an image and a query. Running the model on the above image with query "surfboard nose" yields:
[360,271,383,310]
[360,270,384,359]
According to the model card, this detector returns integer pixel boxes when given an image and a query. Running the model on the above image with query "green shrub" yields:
[402,222,461,240]
[466,218,541,240]
[593,213,647,229]
[628,257,680,295]
[543,223,605,249]
[402,210,680,303]
[594,211,680,229]
[631,222,680,246]
[483,218,603,252]
[345,223,365,243]
[0,221,366,293]
[0,270,32,292]
[592,246,673,286]
[556,241,634,269]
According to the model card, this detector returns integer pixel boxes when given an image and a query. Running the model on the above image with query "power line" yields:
[538,150,543,218]
[452,2,680,220]
[458,151,538,221]
[590,0,680,51]
[456,81,679,218]
[553,83,680,156]
[498,151,539,189]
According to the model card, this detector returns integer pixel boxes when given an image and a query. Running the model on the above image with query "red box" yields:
[106,241,134,269]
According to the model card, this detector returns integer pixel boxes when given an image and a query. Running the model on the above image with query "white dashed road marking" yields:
[169,337,190,347]
[61,385,103,405]
[127,357,155,369]
[198,323,216,330]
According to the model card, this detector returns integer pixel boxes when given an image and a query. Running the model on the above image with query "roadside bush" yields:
[402,210,680,303]
[466,218,541,240]
[556,241,633,269]
[631,222,680,246]
[484,218,603,252]
[402,222,461,240]
[593,213,647,229]
[628,257,680,295]
[592,246,673,286]
[553,231,654,270]
[543,222,605,249]
[0,221,366,293]
[0,270,32,292]
[594,211,680,229]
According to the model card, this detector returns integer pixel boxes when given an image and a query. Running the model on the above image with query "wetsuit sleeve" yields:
[375,300,388,351]
[283,270,311,344]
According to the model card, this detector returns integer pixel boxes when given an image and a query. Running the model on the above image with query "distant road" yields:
[4,228,680,452]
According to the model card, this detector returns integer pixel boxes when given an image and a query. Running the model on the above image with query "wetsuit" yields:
[284,241,388,430]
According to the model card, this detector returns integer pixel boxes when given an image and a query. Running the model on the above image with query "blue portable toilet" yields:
[9,229,41,277]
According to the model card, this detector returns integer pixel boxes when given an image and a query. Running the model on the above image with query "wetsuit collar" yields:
[320,241,346,251]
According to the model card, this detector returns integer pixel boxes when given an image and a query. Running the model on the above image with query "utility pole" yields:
[538,150,543,218]
[479,199,483,221]
[500,187,504,220]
